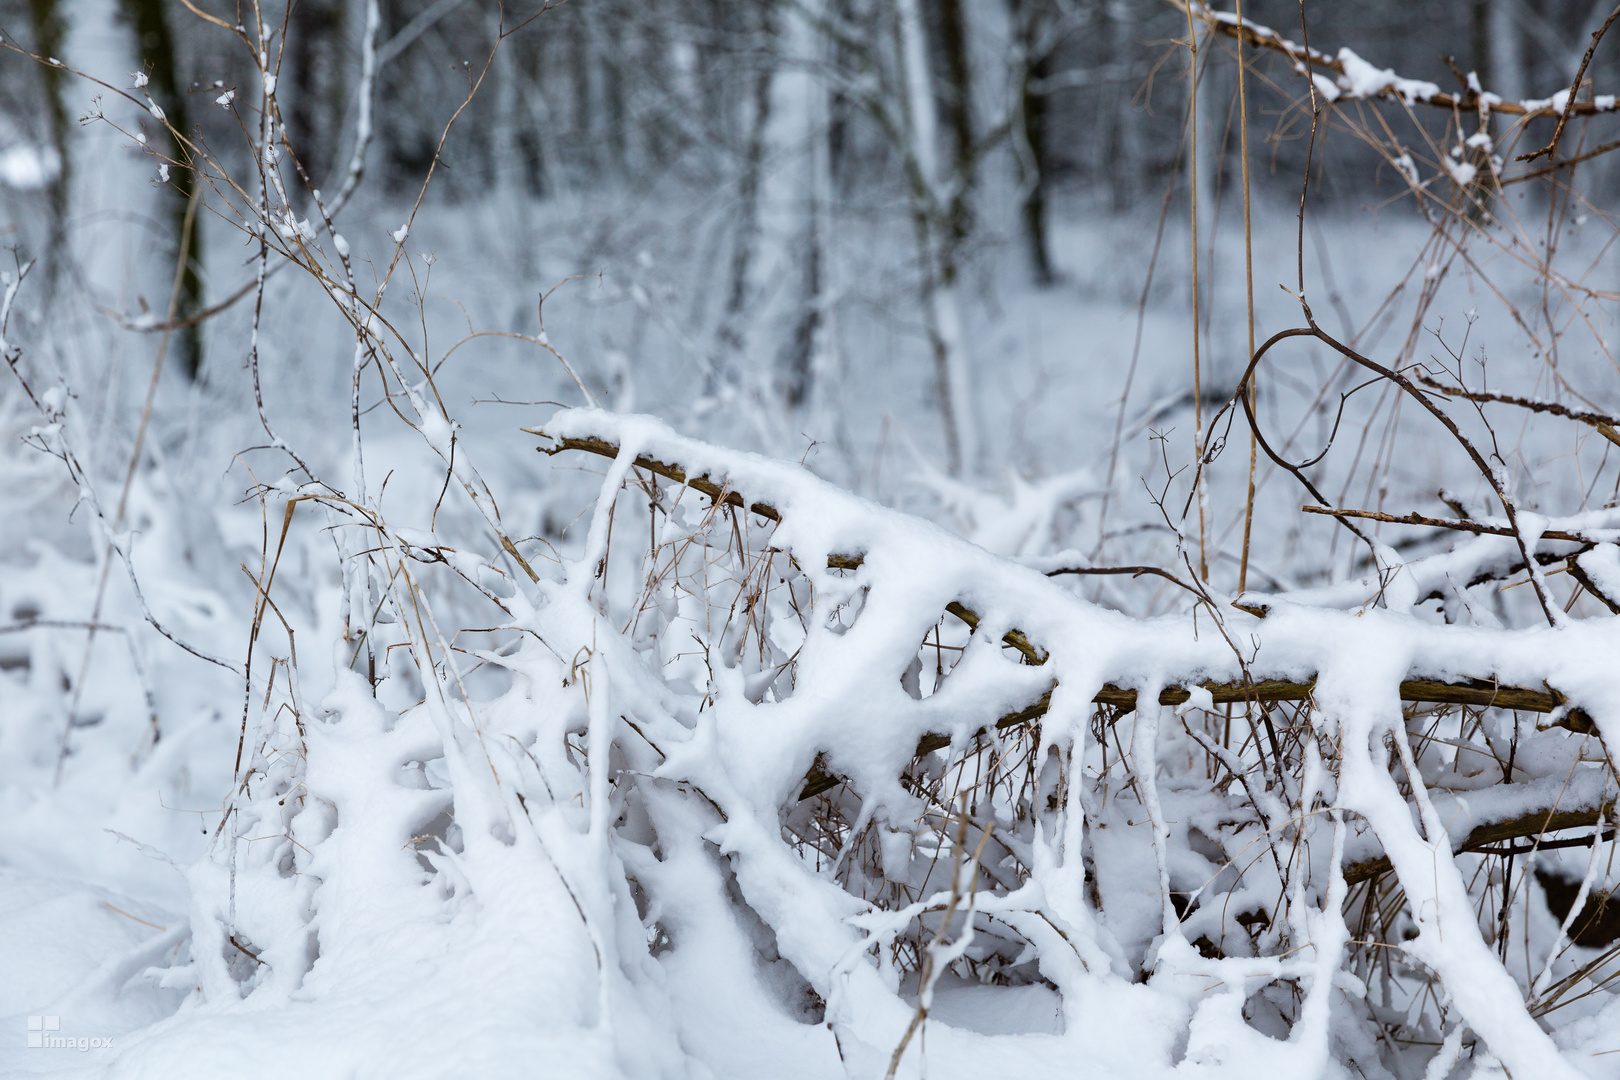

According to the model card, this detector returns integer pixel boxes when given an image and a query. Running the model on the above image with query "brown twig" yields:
[1344,798,1617,884]
[1517,2,1620,162]
[1181,0,1620,120]
[1301,504,1597,545]
[1236,0,1259,595]
[1413,374,1620,448]
[1506,139,1620,185]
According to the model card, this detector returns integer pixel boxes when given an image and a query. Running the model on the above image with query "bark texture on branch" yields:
[1343,800,1616,885]
[796,675,1592,799]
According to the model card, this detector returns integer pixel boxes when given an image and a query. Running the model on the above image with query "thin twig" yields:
[1518,2,1620,162]
[1300,504,1597,545]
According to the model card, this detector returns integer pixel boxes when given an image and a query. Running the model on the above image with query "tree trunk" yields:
[935,0,975,245]
[287,0,346,193]
[119,0,203,379]
[897,0,979,476]
[27,0,70,292]
[1486,0,1524,103]
[1010,0,1054,286]
[1104,0,1139,212]
[777,0,837,417]
[717,25,777,360]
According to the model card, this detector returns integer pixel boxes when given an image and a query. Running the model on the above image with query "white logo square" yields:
[25,1016,61,1049]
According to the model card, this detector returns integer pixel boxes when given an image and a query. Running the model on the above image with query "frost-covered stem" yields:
[1134,697,1180,936]
[1183,1,1209,580]
[885,806,990,1080]
[1235,0,1259,595]
[59,188,202,780]
[350,340,368,505]
[255,3,376,651]
[586,650,613,844]
[573,442,640,604]
[0,260,35,399]
[583,647,618,1039]
[1291,807,1349,1060]
[1333,697,1583,1080]
[1038,694,1118,975]
[245,16,313,482]
[1530,812,1608,1000]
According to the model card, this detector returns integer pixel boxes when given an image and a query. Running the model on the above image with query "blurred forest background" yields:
[3,0,1615,482]
[4,0,1618,549]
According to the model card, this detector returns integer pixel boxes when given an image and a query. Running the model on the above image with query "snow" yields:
[0,145,63,191]
[1335,47,1441,103]
[1445,159,1478,186]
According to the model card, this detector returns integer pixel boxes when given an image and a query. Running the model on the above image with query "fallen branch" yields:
[1302,504,1599,545]
[797,674,1593,799]
[527,431,1599,805]
[1344,799,1617,885]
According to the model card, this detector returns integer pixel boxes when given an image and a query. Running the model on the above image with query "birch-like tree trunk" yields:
[1487,0,1525,103]
[775,0,839,426]
[718,13,777,361]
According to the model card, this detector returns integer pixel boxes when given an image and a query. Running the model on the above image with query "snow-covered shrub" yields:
[111,402,1607,1078]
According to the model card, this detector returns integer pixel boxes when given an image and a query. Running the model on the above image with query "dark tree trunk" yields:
[935,0,974,245]
[120,0,203,379]
[719,46,776,355]
[27,0,71,292]
[287,0,347,193]
[1022,43,1053,285]
[1009,0,1053,285]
